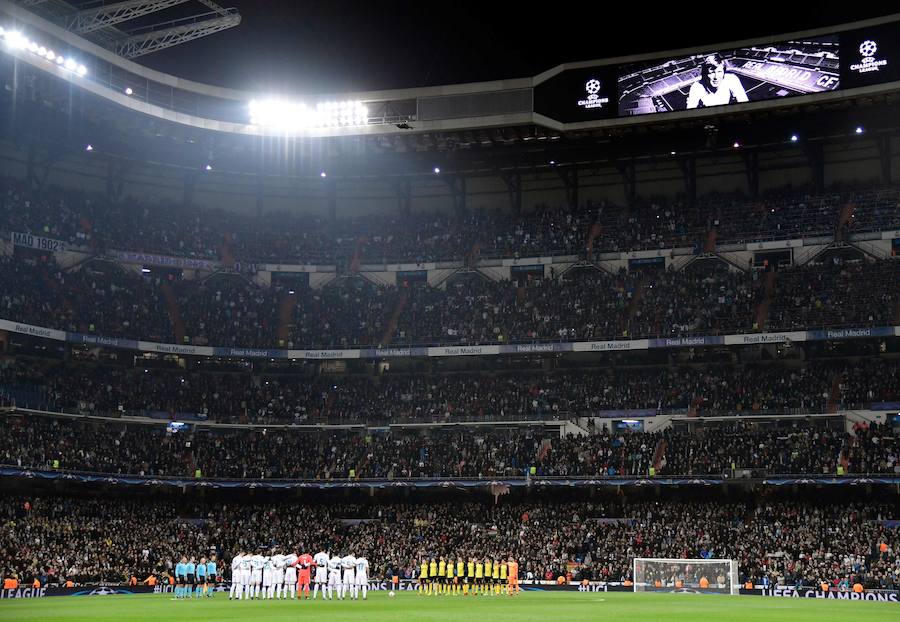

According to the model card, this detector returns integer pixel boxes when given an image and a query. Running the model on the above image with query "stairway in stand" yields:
[160,282,186,344]
[379,290,409,347]
[274,289,298,348]
[753,270,777,330]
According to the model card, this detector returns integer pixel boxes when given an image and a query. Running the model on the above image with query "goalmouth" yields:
[633,558,739,596]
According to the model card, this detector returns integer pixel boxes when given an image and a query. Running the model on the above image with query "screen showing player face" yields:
[617,36,840,116]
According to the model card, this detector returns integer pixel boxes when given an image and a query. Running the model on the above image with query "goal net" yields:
[633,558,739,595]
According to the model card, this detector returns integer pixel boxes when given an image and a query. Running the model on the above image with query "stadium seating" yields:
[2,252,897,349]
[10,357,897,424]
[1,413,895,478]
[1,495,895,590]
[4,177,900,265]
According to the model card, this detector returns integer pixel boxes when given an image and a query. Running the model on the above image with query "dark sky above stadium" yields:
[137,1,896,94]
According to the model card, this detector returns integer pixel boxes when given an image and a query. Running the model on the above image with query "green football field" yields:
[0,590,897,622]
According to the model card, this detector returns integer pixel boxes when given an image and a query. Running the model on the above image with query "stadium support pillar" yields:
[501,171,523,214]
[557,167,579,210]
[444,174,467,215]
[742,149,759,199]
[878,136,892,184]
[183,170,197,207]
[677,157,696,206]
[617,161,636,206]
[326,177,338,220]
[804,142,825,193]
[392,178,412,216]
[106,159,131,203]
[25,144,59,197]
[255,174,264,217]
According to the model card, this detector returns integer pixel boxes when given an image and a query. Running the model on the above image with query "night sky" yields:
[129,1,894,94]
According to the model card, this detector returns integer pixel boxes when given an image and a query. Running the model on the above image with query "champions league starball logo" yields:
[859,40,877,58]
[850,39,887,75]
[577,78,609,110]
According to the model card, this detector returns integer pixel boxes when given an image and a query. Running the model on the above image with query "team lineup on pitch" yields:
[207,552,520,602]
[222,552,372,601]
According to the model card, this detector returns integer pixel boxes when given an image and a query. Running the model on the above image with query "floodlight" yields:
[7,31,27,49]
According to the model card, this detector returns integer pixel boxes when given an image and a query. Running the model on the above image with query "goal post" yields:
[633,558,739,595]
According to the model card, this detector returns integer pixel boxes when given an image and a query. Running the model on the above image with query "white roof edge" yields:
[5,0,897,103]
[0,0,532,102]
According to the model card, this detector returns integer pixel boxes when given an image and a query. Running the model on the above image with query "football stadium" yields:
[0,2,899,621]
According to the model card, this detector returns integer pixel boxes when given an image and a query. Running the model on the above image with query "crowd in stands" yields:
[1,495,896,590]
[392,265,758,344]
[840,358,900,407]
[0,414,895,479]
[0,253,172,343]
[4,176,900,265]
[768,257,900,331]
[1,250,896,348]
[3,356,879,423]
[174,276,283,349]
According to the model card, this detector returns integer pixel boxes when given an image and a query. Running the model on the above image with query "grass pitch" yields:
[0,590,896,622]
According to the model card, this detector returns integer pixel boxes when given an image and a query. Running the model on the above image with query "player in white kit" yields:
[229,553,243,600]
[341,554,356,600]
[284,553,298,599]
[313,550,329,599]
[250,554,265,599]
[354,556,370,600]
[238,552,253,600]
[262,556,274,599]
[327,554,342,600]
[269,553,282,599]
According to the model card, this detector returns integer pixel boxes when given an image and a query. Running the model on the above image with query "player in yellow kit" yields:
[474,558,484,595]
[484,558,493,595]
[499,558,508,594]
[455,558,464,595]
[491,558,501,595]
[428,558,438,595]
[465,557,475,596]
[419,559,428,594]
[437,558,446,595]
[443,557,453,594]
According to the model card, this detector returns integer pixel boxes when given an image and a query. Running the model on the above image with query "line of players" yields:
[228,551,370,601]
[173,556,219,599]
[417,556,520,596]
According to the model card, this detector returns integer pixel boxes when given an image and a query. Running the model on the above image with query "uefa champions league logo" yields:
[851,39,887,74]
[577,78,608,110]
[859,40,877,58]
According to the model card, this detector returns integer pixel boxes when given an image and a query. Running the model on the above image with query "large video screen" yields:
[533,66,617,123]
[840,23,900,89]
[617,36,841,116]
[533,21,900,124]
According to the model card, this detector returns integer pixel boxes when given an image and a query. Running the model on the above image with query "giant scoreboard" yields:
[534,19,900,124]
